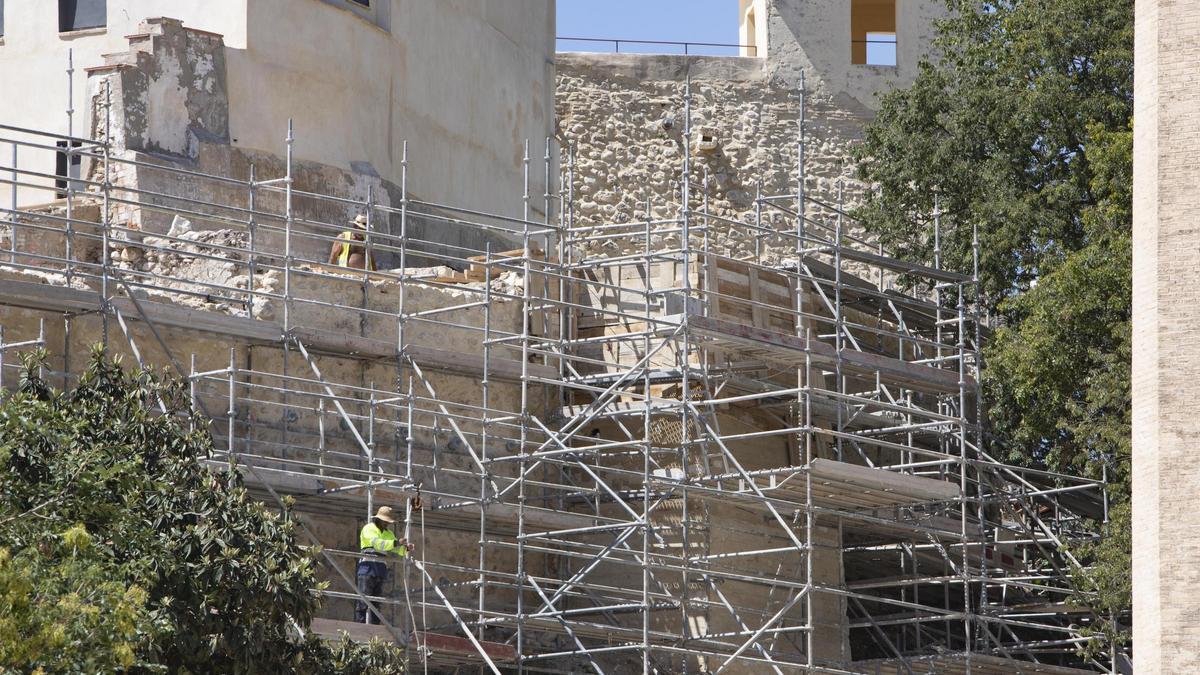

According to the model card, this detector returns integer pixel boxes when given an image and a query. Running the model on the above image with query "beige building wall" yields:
[1133,0,1200,669]
[0,0,554,220]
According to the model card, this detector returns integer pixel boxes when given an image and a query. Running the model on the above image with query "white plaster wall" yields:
[0,0,246,206]
[235,0,555,223]
[0,0,555,226]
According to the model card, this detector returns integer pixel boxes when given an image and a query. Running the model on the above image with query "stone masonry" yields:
[556,52,869,263]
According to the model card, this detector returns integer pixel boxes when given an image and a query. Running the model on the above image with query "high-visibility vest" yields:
[336,231,375,270]
[359,522,407,557]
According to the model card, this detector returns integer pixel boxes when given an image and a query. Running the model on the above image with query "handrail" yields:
[557,36,758,56]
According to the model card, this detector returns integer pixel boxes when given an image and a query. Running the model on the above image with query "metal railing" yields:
[557,36,758,56]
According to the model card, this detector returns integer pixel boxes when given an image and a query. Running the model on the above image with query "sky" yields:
[556,1,899,66]
[556,0,742,56]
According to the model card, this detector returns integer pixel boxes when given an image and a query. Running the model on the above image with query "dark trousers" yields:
[355,560,388,624]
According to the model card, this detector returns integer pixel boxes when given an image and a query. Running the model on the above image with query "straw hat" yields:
[353,214,369,228]
[373,505,397,523]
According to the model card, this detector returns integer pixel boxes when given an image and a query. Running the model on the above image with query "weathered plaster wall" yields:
[1132,0,1200,669]
[0,0,246,207]
[1,0,555,226]
[761,0,948,109]
[238,0,556,223]
[78,18,527,264]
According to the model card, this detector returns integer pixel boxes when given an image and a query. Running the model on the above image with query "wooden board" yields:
[687,314,969,394]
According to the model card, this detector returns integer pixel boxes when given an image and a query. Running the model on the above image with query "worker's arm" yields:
[328,238,342,265]
[396,538,414,558]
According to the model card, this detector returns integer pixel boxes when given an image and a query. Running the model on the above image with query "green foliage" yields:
[1070,501,1132,657]
[0,347,404,673]
[853,0,1132,654]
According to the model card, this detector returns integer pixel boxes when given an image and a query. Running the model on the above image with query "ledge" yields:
[59,26,107,40]
[556,51,766,82]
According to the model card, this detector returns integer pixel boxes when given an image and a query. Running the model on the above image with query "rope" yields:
[421,505,428,675]
[402,491,429,671]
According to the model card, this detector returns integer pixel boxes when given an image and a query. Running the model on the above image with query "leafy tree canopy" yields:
[0,347,405,674]
[853,0,1132,654]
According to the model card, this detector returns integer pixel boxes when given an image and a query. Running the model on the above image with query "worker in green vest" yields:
[354,505,411,624]
[328,214,376,271]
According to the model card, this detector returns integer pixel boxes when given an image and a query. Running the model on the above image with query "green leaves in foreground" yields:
[0,347,404,674]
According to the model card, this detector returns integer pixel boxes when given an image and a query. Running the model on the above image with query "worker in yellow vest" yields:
[328,214,376,270]
[354,505,411,624]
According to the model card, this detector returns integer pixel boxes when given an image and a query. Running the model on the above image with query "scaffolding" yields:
[0,74,1113,674]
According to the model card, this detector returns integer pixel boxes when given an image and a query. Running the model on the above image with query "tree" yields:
[852,0,1132,654]
[0,347,405,674]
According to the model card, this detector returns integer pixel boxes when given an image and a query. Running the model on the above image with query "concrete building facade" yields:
[1133,0,1200,670]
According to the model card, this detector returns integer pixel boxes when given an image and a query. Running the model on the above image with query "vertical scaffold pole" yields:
[367,384,377,518]
[642,196,653,674]
[227,348,237,461]
[795,69,814,670]
[558,144,574,406]
[281,119,294,470]
[398,141,409,356]
[543,136,553,353]
[283,119,295,334]
[8,142,15,264]
[516,138,531,674]
[248,163,257,318]
[678,73,694,673]
[958,281,972,673]
[797,71,806,249]
[478,243,492,641]
[100,80,112,346]
[833,179,844,461]
[754,180,763,263]
[65,49,75,284]
[188,354,197,433]
[804,327,815,669]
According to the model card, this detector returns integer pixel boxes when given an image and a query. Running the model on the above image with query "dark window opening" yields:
[56,141,82,199]
[851,0,897,66]
[59,0,106,33]
[349,0,369,6]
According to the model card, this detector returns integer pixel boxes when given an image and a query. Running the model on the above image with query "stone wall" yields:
[556,52,870,263]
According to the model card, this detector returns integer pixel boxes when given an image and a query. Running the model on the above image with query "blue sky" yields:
[556,0,741,56]
[556,2,899,65]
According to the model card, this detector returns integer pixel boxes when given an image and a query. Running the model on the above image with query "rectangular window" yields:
[55,141,82,199]
[59,0,106,33]
[851,0,897,66]
[349,0,369,5]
